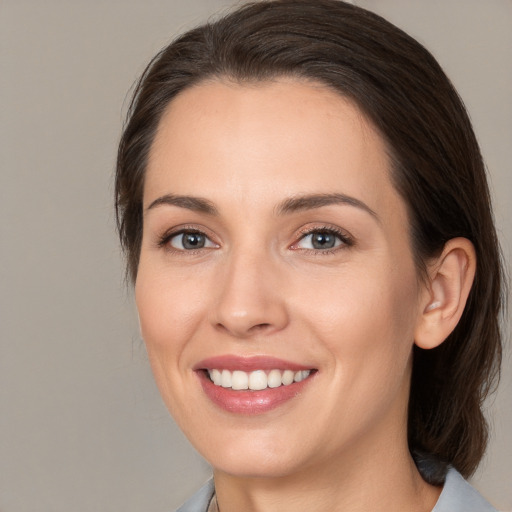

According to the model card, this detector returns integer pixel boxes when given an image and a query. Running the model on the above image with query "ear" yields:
[414,238,476,350]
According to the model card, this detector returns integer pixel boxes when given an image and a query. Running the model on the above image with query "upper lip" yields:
[194,355,315,372]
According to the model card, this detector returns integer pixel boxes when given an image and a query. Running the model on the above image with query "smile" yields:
[207,368,312,390]
[195,356,317,414]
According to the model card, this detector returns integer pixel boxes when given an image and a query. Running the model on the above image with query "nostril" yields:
[214,321,274,337]
[249,323,272,332]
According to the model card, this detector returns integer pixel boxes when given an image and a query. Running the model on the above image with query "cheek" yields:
[133,268,204,418]
[134,266,200,414]
[297,260,420,382]
[135,262,206,352]
[300,258,418,331]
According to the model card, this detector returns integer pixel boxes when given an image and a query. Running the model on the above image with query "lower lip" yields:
[197,371,314,415]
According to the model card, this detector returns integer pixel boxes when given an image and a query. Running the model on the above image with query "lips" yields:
[194,356,316,414]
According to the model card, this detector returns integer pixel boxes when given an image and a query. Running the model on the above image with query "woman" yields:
[115,1,504,510]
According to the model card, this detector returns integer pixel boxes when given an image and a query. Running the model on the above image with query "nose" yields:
[210,249,289,338]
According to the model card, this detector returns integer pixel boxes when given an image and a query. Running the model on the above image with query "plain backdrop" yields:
[1,1,510,511]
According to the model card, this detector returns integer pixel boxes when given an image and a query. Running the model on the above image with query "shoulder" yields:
[432,468,498,512]
[175,479,214,512]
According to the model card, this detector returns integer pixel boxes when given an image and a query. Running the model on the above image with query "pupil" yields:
[312,232,335,249]
[183,233,205,249]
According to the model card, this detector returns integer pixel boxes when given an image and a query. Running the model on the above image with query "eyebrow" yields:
[145,192,378,221]
[145,194,218,215]
[275,193,379,221]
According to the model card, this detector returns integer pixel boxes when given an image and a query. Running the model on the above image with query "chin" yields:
[196,430,311,479]
[210,453,306,479]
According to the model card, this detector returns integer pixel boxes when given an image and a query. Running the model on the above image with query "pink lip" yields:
[194,355,316,415]
[194,355,312,372]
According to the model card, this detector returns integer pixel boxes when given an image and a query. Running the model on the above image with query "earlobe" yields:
[414,238,476,350]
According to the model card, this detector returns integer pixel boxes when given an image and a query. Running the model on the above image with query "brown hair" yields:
[115,0,504,482]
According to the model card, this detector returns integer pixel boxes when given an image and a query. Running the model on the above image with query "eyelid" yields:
[157,224,219,252]
[155,223,353,254]
[171,231,217,250]
[290,225,354,252]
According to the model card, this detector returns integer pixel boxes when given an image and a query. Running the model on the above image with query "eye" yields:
[293,228,351,251]
[167,230,217,251]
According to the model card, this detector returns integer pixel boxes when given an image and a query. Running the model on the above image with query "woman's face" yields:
[136,79,428,478]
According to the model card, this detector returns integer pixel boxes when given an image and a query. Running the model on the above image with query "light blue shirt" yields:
[176,468,498,511]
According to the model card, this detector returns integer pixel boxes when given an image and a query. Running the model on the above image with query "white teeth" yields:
[294,370,311,383]
[207,368,312,390]
[248,370,267,390]
[231,370,249,390]
[281,370,295,386]
[221,369,232,388]
[267,369,282,388]
[211,369,222,386]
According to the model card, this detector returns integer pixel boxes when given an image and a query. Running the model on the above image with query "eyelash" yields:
[292,225,354,255]
[157,226,217,254]
[157,225,354,255]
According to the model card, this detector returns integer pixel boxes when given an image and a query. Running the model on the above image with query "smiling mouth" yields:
[197,358,318,414]
[205,368,315,391]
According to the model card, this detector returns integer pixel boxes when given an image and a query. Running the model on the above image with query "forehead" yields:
[145,78,402,222]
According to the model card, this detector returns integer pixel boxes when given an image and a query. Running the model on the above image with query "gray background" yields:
[1,1,510,510]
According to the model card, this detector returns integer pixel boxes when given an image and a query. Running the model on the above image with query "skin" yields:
[136,79,445,511]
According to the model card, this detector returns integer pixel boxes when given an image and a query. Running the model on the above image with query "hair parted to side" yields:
[115,0,504,483]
